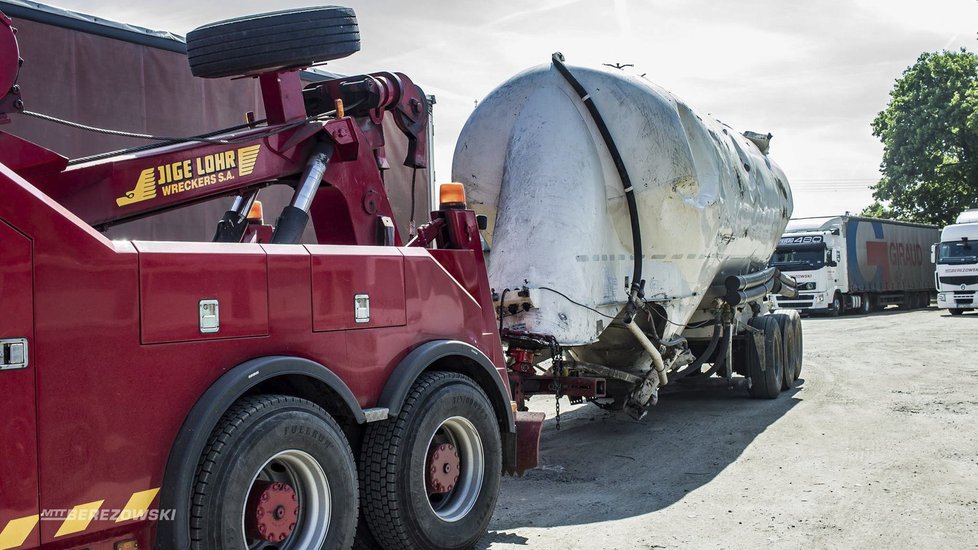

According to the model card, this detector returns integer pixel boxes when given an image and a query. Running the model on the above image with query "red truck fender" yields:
[377,340,525,475]
[377,340,515,433]
[155,355,364,550]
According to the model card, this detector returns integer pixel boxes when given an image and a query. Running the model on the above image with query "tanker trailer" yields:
[452,53,802,419]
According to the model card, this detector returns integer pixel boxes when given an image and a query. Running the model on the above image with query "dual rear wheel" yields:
[746,311,803,399]
[190,373,501,550]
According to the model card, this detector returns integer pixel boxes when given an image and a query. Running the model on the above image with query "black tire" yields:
[190,395,358,550]
[790,311,804,380]
[773,312,799,390]
[746,315,784,399]
[187,7,361,79]
[360,372,502,550]
[860,293,872,315]
[829,292,842,316]
[950,308,965,316]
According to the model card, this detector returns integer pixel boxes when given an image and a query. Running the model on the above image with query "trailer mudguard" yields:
[155,355,364,550]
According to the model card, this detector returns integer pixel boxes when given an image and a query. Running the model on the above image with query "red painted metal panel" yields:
[0,219,39,550]
[0,169,502,547]
[135,241,269,344]
[308,245,406,332]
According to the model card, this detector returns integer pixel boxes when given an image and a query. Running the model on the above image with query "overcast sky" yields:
[47,0,978,217]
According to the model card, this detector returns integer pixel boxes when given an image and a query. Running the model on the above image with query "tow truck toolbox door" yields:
[0,219,39,550]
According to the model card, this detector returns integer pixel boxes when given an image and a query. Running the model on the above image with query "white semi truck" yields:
[453,54,803,420]
[770,215,939,315]
[934,209,978,315]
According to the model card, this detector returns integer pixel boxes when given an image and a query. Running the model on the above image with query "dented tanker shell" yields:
[453,63,792,346]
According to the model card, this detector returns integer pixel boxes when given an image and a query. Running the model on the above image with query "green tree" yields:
[867,49,978,226]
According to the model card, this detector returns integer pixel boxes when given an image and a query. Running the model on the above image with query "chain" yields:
[549,336,563,431]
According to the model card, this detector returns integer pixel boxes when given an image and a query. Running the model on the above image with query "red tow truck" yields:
[0,7,543,550]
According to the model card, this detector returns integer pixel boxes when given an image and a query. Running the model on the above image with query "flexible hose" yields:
[551,52,644,305]
[700,324,732,378]
[671,311,723,380]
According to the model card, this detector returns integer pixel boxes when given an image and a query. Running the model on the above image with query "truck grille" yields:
[953,290,975,305]
[941,275,978,286]
[776,295,815,308]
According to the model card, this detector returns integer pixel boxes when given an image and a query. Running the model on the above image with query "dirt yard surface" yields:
[481,307,978,549]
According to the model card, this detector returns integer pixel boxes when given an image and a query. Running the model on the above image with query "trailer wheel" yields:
[791,311,804,380]
[746,316,784,399]
[360,371,501,550]
[187,7,361,79]
[773,311,800,389]
[189,395,358,550]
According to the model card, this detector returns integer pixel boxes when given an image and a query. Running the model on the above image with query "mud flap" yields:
[505,411,545,476]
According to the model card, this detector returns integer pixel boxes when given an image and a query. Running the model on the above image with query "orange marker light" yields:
[439,182,466,209]
[247,200,264,223]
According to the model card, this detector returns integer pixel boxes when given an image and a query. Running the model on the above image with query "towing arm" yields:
[0,19,429,245]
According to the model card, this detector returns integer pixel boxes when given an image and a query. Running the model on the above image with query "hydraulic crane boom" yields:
[0,21,428,245]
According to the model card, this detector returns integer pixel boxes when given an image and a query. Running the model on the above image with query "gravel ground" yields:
[481,306,978,549]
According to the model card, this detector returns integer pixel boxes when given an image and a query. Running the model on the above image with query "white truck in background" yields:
[770,215,939,315]
[934,209,978,315]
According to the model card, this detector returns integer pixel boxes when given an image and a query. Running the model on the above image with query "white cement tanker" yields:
[453,54,802,418]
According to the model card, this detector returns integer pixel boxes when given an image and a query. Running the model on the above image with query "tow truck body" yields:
[0,7,540,550]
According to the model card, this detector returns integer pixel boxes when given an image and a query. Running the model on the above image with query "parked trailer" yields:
[934,209,978,315]
[0,7,542,550]
[770,215,939,314]
[454,54,803,421]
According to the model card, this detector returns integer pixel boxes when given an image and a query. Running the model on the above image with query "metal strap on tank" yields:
[551,52,644,307]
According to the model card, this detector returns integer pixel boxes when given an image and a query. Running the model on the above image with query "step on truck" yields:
[934,209,978,315]
[0,7,544,550]
[769,215,939,315]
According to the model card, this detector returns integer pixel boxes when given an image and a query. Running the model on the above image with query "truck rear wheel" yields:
[187,7,361,79]
[359,372,501,550]
[190,395,358,550]
[746,315,784,399]
[773,311,800,390]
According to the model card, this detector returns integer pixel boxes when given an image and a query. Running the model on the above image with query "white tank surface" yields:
[453,60,793,348]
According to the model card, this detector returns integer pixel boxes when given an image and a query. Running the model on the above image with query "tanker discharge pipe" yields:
[624,318,668,387]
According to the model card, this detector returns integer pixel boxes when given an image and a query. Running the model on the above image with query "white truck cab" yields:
[934,209,978,315]
[769,219,848,314]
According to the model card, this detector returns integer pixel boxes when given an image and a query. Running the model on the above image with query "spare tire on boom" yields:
[186,6,361,79]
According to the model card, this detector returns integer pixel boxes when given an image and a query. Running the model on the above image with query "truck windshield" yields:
[938,240,977,264]
[769,246,825,271]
